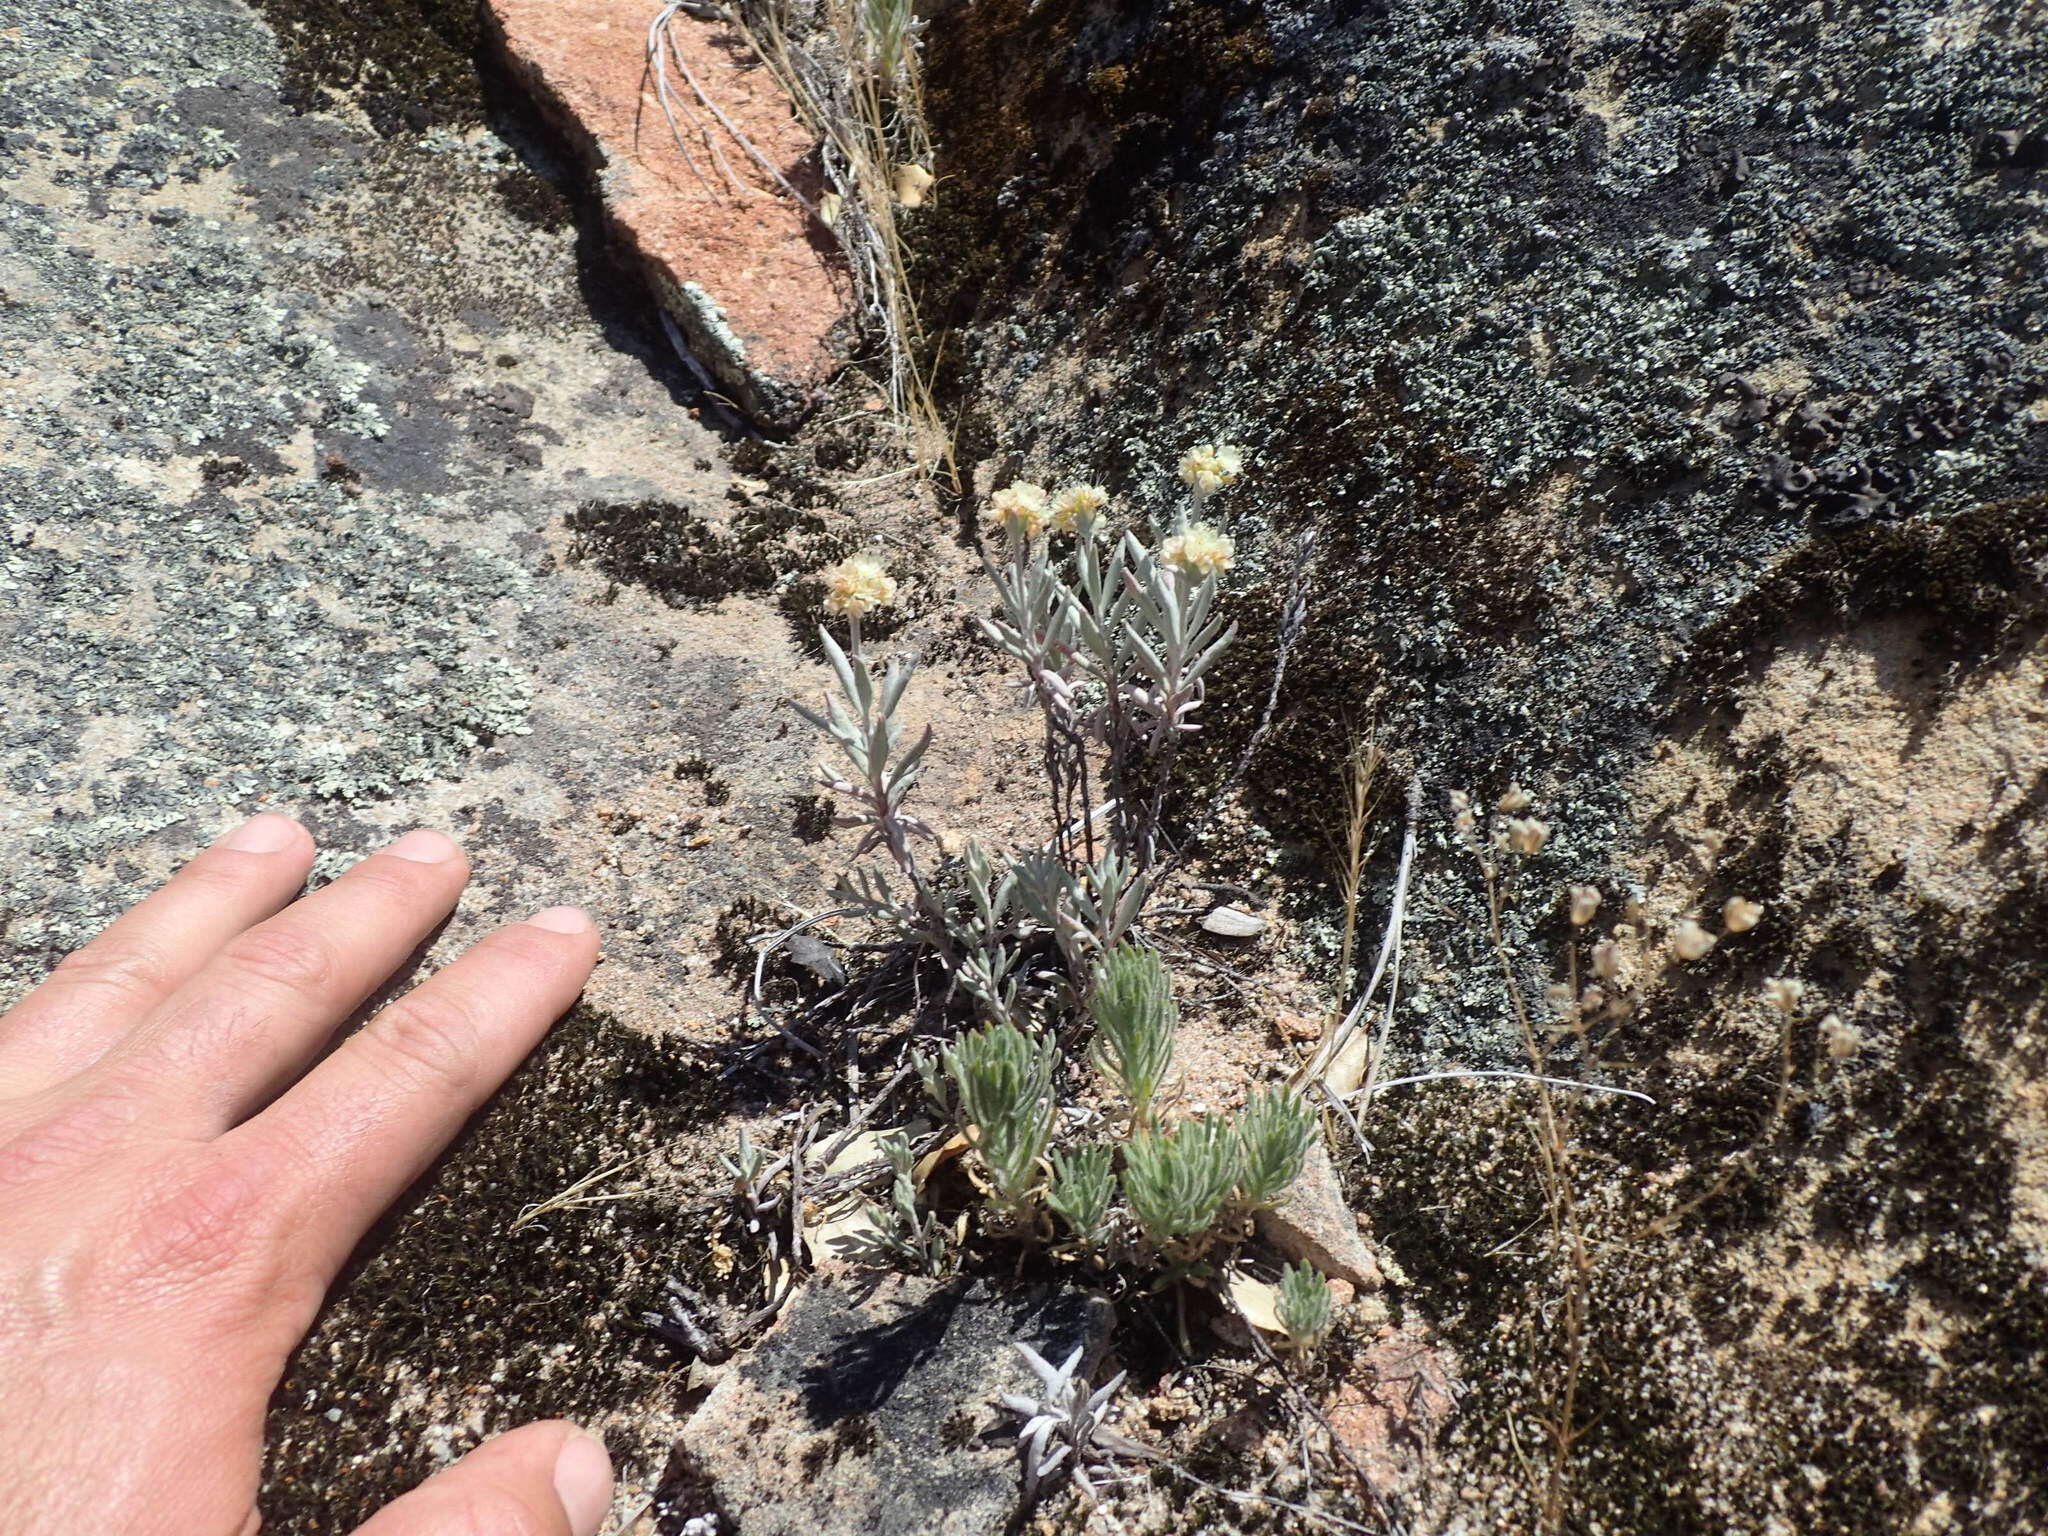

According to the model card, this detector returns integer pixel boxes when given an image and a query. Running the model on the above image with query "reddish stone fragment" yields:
[485,0,844,426]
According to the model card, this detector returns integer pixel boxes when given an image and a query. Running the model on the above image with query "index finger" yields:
[0,814,315,1099]
[228,906,599,1279]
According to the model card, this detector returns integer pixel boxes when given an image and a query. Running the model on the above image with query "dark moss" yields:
[247,0,486,136]
[563,496,834,607]
[493,166,573,232]
[262,1006,735,1532]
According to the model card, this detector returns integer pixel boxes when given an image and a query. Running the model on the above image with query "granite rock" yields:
[672,1275,1115,1535]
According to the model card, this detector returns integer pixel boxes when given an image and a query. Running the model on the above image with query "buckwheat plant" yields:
[1275,1260,1333,1352]
[1088,943,1178,1127]
[979,452,1242,873]
[1121,1113,1242,1246]
[944,1021,1057,1219]
[795,565,957,961]
[784,451,1341,1282]
[1047,1142,1116,1247]
[794,449,1256,1020]
[1233,1084,1316,1210]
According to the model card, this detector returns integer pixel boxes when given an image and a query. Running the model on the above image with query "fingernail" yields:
[551,1429,613,1536]
[222,813,300,854]
[524,905,594,934]
[382,828,460,864]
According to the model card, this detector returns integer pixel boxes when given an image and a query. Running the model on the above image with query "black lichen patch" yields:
[1681,496,2048,699]
[493,165,573,232]
[247,0,486,136]
[914,0,1275,357]
[565,497,834,607]
[262,1006,734,1532]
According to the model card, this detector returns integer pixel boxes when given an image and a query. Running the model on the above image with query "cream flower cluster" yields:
[1159,522,1234,576]
[1049,483,1108,534]
[821,553,898,617]
[1178,442,1245,497]
[987,480,1050,539]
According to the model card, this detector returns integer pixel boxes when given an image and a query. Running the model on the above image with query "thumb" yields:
[351,1420,614,1536]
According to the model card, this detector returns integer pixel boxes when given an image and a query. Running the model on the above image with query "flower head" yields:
[1178,442,1244,497]
[988,481,1050,539]
[1158,522,1234,577]
[1049,483,1108,534]
[1763,976,1806,1012]
[820,553,898,618]
[1671,919,1717,961]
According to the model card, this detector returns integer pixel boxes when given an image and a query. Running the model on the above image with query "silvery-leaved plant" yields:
[846,1130,952,1276]
[1006,852,1090,974]
[1046,1142,1116,1247]
[1234,1084,1316,1210]
[1121,1113,1242,1245]
[1118,534,1238,754]
[953,840,1023,1024]
[944,1021,1057,1219]
[1088,943,1178,1127]
[793,619,957,962]
[973,456,1242,870]
[1067,847,1151,960]
[998,1341,1139,1499]
[780,451,1339,1281]
[1275,1260,1334,1352]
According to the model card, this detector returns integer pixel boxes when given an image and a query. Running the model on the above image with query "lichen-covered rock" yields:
[918,0,2048,1530]
[671,1275,1114,1535]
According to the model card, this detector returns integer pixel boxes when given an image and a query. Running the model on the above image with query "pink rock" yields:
[1325,1331,1462,1501]
[485,0,844,427]
[1255,1139,1389,1291]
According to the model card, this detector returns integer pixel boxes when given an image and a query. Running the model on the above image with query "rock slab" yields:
[484,0,842,428]
[1256,1141,1387,1294]
[674,1275,1113,1534]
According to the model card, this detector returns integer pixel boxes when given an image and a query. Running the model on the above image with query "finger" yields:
[0,813,315,1099]
[350,1421,613,1536]
[233,906,597,1272]
[93,828,472,1133]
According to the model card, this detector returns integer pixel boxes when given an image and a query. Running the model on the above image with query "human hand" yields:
[0,815,612,1535]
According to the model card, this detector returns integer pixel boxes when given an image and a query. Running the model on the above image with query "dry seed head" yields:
[1763,976,1806,1013]
[988,481,1050,539]
[1160,523,1235,576]
[1178,442,1245,496]
[1497,784,1533,813]
[1723,897,1764,933]
[1818,1012,1862,1059]
[1049,483,1108,534]
[1506,817,1550,856]
[1447,789,1476,835]
[1569,885,1602,925]
[1671,919,1718,961]
[1592,937,1628,980]
[820,553,898,618]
